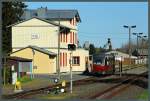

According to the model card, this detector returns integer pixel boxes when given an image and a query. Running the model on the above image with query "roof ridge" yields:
[25,9,78,12]
[28,45,57,55]
[48,9,77,11]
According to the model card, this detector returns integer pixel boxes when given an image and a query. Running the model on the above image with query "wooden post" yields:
[30,62,33,79]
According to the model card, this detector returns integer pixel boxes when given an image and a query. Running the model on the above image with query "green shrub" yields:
[18,75,32,83]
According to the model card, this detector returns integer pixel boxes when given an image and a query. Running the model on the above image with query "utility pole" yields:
[32,49,35,79]
[2,52,8,86]
[0,2,2,95]
[123,25,136,68]
[3,54,6,86]
[57,13,61,80]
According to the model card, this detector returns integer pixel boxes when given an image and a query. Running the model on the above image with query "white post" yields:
[32,49,35,79]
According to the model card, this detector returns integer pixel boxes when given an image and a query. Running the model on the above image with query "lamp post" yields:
[57,17,69,80]
[139,35,147,64]
[132,32,143,64]
[123,25,136,68]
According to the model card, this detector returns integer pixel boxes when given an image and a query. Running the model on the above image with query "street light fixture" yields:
[143,36,147,38]
[123,25,136,68]
[139,35,147,41]
[140,36,148,45]
[123,25,136,28]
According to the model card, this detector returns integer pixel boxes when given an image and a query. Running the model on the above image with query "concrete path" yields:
[33,72,90,84]
[123,66,147,74]
[2,72,90,95]
[115,66,148,75]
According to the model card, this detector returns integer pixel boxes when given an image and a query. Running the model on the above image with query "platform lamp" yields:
[123,25,136,68]
[132,32,143,64]
[139,35,147,63]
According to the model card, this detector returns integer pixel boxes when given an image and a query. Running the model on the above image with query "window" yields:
[63,33,66,42]
[65,53,67,66]
[73,32,74,44]
[60,33,62,42]
[74,17,76,26]
[60,53,62,67]
[66,33,67,43]
[75,33,77,44]
[70,32,72,43]
[63,53,65,66]
[72,56,80,65]
[73,18,74,25]
[70,19,72,25]
[60,52,67,67]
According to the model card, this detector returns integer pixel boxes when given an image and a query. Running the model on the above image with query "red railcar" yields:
[91,54,114,74]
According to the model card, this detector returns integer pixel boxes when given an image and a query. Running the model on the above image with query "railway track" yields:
[2,66,147,99]
[1,77,88,99]
[2,74,112,99]
[84,71,148,99]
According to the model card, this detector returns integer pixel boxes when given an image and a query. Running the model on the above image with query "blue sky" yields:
[25,2,148,49]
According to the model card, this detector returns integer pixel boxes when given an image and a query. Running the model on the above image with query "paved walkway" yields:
[2,72,90,95]
[116,66,148,75]
[34,72,90,83]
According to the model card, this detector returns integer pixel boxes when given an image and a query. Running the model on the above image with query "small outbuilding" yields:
[10,45,57,74]
[4,56,32,78]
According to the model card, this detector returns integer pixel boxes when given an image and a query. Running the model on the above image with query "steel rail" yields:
[86,72,147,99]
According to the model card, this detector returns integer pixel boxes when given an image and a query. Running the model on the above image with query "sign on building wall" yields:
[31,34,40,39]
[12,72,17,85]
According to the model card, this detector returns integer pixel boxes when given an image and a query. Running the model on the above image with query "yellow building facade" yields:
[10,16,89,74]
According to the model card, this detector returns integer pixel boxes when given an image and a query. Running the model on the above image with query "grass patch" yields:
[138,90,148,100]
[18,76,32,83]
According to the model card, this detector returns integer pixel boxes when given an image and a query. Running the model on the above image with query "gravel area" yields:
[32,82,117,99]
[28,75,148,100]
[110,85,147,100]
[70,83,117,99]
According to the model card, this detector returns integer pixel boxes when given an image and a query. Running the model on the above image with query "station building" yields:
[9,8,89,74]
